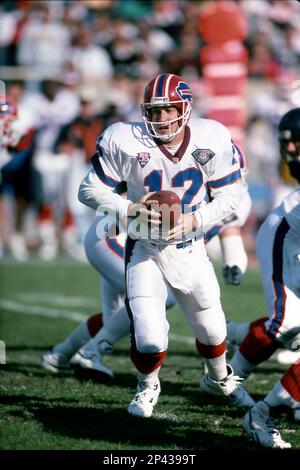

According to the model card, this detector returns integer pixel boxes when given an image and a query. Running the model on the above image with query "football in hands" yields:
[146,190,182,229]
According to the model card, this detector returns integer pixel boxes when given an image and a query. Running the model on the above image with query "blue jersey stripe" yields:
[125,237,138,344]
[232,140,247,169]
[106,237,124,259]
[269,218,290,337]
[208,169,241,189]
[183,202,201,214]
[91,153,120,188]
[235,144,245,168]
[204,225,223,244]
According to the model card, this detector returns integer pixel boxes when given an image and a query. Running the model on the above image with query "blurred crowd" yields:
[0,0,299,262]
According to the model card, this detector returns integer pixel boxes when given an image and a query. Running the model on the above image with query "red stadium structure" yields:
[199,1,248,149]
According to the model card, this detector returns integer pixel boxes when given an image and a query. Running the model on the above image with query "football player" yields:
[0,96,19,171]
[226,108,300,448]
[0,96,38,260]
[41,171,250,380]
[241,361,299,449]
[78,73,254,417]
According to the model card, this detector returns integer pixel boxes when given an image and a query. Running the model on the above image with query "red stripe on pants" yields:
[249,316,268,330]
[281,360,300,402]
[87,313,103,337]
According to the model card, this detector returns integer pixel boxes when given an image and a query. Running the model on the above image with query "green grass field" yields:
[0,259,299,451]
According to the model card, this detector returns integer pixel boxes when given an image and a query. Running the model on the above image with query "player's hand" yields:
[166,213,199,241]
[127,193,161,226]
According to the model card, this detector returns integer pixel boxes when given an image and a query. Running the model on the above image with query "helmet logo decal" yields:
[176,81,192,102]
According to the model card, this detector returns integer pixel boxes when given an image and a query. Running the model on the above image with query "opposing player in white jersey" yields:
[225,108,300,448]
[78,73,254,417]
[41,182,176,380]
[41,182,129,379]
[205,142,251,286]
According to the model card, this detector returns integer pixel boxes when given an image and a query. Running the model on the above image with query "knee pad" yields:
[192,306,226,346]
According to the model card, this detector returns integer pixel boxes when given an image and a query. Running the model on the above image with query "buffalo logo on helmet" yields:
[176,82,192,103]
[136,152,151,168]
[192,148,215,165]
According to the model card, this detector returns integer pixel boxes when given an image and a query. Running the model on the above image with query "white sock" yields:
[265,381,300,409]
[204,352,228,381]
[231,350,255,378]
[93,307,130,347]
[138,368,160,388]
[220,235,248,273]
[80,307,130,355]
[53,321,91,357]
[80,336,112,356]
[227,320,250,345]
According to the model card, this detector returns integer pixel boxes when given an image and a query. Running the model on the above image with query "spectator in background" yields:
[0,4,31,66]
[22,79,80,152]
[17,4,71,74]
[35,134,89,261]
[55,88,123,164]
[93,12,115,49]
[248,33,280,80]
[69,25,113,83]
[35,90,125,260]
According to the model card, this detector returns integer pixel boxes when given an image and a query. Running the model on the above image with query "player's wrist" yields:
[193,211,202,229]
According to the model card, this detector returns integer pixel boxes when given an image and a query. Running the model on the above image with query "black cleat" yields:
[223,265,243,286]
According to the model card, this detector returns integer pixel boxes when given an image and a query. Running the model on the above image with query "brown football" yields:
[146,190,182,229]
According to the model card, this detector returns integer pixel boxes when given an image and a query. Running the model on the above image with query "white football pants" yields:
[126,238,227,353]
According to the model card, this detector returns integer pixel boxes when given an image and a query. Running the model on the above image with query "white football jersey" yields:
[264,187,300,246]
[79,118,243,237]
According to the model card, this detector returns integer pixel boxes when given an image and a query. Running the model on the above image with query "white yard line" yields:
[0,299,86,322]
[17,293,98,308]
[0,299,194,345]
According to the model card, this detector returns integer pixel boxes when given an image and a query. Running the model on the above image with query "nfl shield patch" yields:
[192,148,215,165]
[136,152,151,168]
